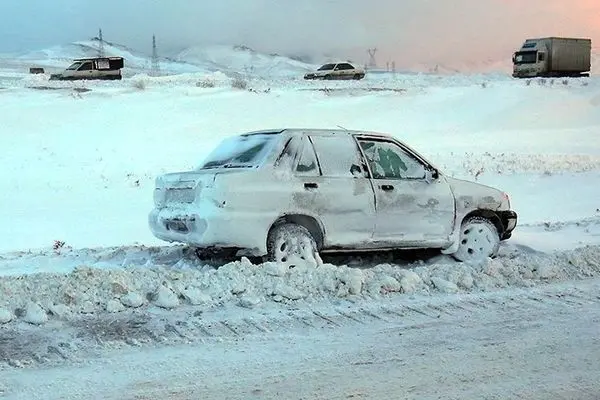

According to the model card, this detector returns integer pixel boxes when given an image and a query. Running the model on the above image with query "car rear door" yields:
[356,137,455,245]
[293,133,376,248]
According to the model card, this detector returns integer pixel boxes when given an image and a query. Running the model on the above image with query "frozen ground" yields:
[2,279,600,399]
[1,60,600,399]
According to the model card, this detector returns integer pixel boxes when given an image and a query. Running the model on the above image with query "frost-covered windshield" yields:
[198,133,280,169]
[66,62,82,70]
[514,51,537,64]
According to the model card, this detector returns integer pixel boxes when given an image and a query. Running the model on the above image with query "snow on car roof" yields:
[242,128,392,137]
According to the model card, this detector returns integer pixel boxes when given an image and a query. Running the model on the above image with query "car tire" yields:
[324,75,333,80]
[353,74,363,80]
[267,223,318,264]
[452,216,500,263]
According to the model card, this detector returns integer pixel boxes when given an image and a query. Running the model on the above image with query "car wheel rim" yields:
[459,222,497,260]
[274,236,313,263]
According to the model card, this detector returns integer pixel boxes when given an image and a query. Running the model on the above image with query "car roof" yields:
[242,128,392,139]
[73,57,124,62]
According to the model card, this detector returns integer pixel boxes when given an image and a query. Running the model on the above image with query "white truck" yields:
[49,57,124,81]
[512,37,591,78]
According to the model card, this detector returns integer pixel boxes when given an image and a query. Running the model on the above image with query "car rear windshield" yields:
[317,64,335,71]
[198,133,280,170]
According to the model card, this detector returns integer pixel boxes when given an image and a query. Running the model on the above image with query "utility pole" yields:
[151,34,160,76]
[98,28,105,58]
[367,48,377,69]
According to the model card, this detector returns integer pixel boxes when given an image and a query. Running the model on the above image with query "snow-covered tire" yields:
[452,216,500,263]
[267,223,318,263]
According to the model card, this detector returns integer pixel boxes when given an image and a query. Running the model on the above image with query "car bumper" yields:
[498,210,518,240]
[148,208,269,255]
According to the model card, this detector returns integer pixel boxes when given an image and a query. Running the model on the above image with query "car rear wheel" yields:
[452,217,500,263]
[267,223,318,264]
[353,74,362,80]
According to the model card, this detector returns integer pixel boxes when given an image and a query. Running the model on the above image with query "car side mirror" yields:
[425,168,439,183]
[350,164,362,177]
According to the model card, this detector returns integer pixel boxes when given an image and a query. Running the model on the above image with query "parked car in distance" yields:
[149,129,517,264]
[49,56,124,81]
[304,62,366,80]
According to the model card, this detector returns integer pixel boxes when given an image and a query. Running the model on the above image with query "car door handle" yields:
[380,184,394,191]
[304,182,319,190]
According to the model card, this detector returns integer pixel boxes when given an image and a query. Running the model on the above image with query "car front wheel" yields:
[267,223,318,264]
[452,216,500,263]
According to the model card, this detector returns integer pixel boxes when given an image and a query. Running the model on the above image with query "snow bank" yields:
[1,245,599,325]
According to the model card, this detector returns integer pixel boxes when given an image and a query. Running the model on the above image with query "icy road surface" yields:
[2,279,599,400]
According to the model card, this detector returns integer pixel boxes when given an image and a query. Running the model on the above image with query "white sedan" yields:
[149,129,518,263]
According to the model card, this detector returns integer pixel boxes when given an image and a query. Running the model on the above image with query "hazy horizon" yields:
[1,0,598,67]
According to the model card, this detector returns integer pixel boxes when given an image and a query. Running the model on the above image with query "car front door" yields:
[338,63,354,79]
[356,137,455,245]
[77,61,94,78]
[293,133,376,248]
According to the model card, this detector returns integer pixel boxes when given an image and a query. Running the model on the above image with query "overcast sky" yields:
[1,0,598,66]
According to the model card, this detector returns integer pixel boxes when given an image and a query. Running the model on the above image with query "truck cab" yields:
[512,40,546,78]
[50,57,124,81]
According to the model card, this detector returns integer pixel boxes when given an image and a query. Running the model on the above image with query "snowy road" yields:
[2,279,599,400]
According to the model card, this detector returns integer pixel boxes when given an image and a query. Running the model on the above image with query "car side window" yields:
[275,137,301,170]
[339,63,353,70]
[310,135,364,178]
[358,139,426,180]
[295,138,319,176]
[78,62,93,71]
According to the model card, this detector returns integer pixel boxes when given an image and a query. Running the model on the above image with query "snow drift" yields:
[1,244,599,326]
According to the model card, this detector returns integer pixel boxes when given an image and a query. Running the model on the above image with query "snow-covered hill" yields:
[0,39,203,75]
[174,44,317,77]
[0,40,317,78]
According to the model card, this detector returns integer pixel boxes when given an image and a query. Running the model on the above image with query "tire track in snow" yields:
[1,279,599,371]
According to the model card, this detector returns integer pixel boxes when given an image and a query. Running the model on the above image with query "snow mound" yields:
[1,245,599,325]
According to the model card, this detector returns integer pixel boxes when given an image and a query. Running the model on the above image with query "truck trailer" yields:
[512,37,591,78]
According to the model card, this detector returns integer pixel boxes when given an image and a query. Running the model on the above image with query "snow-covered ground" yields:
[1,55,600,398]
[2,279,600,399]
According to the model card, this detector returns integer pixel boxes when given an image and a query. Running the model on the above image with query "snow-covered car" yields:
[149,129,518,263]
[304,62,366,80]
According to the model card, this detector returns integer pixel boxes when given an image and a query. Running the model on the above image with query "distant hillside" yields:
[11,39,202,75]
[174,44,317,77]
[0,40,317,78]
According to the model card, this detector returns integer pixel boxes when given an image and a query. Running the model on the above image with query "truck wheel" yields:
[267,223,318,264]
[452,216,500,263]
